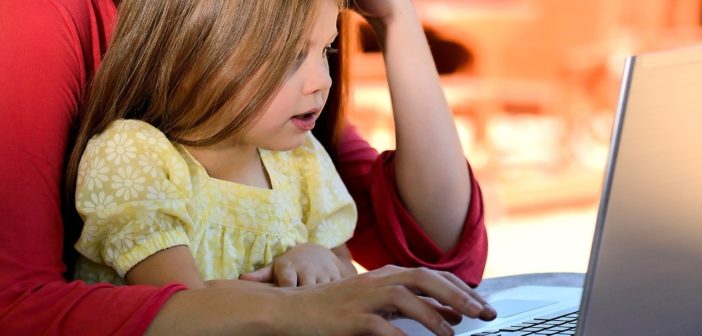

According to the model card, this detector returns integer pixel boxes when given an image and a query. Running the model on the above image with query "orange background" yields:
[346,0,702,277]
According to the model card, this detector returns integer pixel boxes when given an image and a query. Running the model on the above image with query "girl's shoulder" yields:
[91,120,169,146]
[77,119,193,200]
[97,119,168,140]
[85,119,179,161]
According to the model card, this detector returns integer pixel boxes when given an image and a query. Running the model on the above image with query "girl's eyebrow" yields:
[308,31,339,48]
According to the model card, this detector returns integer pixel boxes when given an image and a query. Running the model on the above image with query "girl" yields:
[67,0,357,288]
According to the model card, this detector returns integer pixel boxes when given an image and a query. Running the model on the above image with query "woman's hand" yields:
[239,243,355,287]
[350,0,409,25]
[278,265,497,336]
[148,265,496,335]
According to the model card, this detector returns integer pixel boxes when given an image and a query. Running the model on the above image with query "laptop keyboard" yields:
[470,309,579,336]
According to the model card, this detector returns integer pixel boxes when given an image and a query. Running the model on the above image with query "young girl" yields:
[67,0,357,288]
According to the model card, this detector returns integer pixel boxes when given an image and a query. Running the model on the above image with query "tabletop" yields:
[475,272,585,297]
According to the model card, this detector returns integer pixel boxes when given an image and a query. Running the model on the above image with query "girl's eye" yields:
[323,46,339,57]
[290,50,307,70]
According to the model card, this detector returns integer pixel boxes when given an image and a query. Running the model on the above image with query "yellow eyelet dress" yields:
[73,119,357,284]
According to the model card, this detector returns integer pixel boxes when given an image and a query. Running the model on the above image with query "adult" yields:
[0,0,490,334]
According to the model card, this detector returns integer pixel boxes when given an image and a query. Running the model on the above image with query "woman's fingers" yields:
[354,314,406,336]
[370,266,489,319]
[437,271,497,321]
[280,266,493,334]
[437,271,486,304]
[418,296,463,325]
[370,285,455,336]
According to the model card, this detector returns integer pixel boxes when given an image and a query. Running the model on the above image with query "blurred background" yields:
[346,0,702,278]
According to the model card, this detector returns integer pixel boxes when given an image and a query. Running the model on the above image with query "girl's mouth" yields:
[291,112,317,131]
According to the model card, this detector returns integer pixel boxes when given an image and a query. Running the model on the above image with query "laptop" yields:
[394,45,702,335]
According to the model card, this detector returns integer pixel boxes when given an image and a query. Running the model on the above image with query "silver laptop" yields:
[395,45,702,335]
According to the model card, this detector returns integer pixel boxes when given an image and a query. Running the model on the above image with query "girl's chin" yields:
[257,133,307,152]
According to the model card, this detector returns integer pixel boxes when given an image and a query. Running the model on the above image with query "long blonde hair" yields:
[66,0,345,197]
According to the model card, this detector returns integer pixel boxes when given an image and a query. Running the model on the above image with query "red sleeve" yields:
[0,1,186,334]
[338,124,488,286]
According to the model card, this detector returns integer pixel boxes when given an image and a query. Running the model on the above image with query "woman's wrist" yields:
[364,0,420,47]
[356,0,413,29]
[267,288,308,334]
[146,286,288,335]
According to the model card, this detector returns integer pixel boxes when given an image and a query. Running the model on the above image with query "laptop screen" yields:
[579,45,702,336]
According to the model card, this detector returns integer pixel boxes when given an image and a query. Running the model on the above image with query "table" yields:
[475,272,585,297]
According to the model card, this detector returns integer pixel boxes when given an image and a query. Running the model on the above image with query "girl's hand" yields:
[239,243,354,287]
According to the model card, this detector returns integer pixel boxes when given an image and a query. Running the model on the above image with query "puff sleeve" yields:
[74,120,194,277]
[299,134,357,249]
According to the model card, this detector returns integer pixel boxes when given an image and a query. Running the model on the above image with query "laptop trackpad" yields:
[392,298,561,335]
[490,299,558,318]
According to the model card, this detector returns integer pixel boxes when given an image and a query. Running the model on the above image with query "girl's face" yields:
[241,0,339,151]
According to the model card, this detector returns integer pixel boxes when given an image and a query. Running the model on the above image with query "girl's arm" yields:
[125,245,210,289]
[356,0,471,252]
[132,244,357,288]
[125,245,279,289]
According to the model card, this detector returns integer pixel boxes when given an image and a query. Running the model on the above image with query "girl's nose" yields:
[303,61,332,95]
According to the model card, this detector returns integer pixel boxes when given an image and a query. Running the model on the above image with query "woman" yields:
[0,0,491,334]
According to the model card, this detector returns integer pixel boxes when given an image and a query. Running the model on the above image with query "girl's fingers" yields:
[316,276,332,285]
[238,265,273,283]
[298,271,316,287]
[275,264,298,287]
[329,265,342,282]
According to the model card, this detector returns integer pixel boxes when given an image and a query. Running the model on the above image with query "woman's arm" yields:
[146,265,495,336]
[339,126,488,285]
[0,3,188,335]
[355,0,471,252]
[127,247,496,335]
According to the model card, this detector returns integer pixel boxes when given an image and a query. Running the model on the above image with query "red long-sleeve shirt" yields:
[0,0,487,334]
[339,127,487,282]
